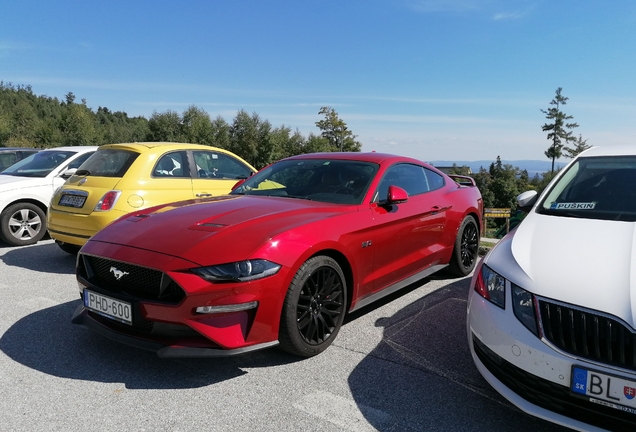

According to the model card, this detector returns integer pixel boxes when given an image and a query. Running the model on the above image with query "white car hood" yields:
[0,175,51,192]
[510,212,636,326]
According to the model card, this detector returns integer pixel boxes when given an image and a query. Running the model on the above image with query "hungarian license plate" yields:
[84,289,132,325]
[59,194,86,208]
[571,366,636,414]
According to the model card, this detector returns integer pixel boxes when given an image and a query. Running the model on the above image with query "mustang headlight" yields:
[512,284,539,337]
[474,264,505,309]
[192,259,281,282]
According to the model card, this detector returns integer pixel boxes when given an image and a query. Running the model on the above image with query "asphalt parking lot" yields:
[0,240,568,432]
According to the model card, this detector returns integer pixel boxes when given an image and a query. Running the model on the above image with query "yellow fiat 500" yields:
[47,142,256,254]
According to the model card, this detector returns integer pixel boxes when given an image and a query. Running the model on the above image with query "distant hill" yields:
[430,160,567,178]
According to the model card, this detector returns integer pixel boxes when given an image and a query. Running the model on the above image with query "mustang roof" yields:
[284,151,430,166]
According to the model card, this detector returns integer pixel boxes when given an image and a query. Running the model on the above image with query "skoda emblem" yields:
[109,266,129,280]
[78,178,87,186]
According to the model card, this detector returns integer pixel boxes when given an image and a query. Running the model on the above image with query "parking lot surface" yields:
[0,240,567,431]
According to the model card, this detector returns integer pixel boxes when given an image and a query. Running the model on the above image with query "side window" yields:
[376,164,430,201]
[424,168,445,191]
[193,151,252,180]
[153,151,189,178]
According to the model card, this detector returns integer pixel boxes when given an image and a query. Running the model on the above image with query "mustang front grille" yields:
[78,254,185,304]
[539,300,636,371]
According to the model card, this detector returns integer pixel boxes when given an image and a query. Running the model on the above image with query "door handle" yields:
[431,205,441,214]
[196,193,212,197]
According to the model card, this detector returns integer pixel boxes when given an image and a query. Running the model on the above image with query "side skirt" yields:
[350,264,448,312]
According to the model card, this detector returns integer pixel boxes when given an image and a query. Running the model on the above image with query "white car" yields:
[468,145,636,431]
[0,146,97,246]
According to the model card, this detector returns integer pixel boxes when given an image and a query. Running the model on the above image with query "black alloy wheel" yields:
[448,215,479,277]
[279,255,347,357]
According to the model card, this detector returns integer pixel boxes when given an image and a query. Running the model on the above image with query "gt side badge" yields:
[361,241,372,248]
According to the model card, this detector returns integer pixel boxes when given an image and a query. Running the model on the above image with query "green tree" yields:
[541,88,578,173]
[181,105,213,145]
[449,163,471,176]
[563,134,591,158]
[209,116,230,149]
[229,110,274,168]
[60,102,97,146]
[315,107,362,152]
[147,110,182,142]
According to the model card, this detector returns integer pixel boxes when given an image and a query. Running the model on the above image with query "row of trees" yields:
[0,82,361,169]
[1,82,587,213]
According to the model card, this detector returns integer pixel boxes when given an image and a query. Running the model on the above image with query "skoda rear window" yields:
[537,155,636,221]
[77,149,139,177]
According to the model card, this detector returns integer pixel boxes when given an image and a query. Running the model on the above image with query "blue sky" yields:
[2,0,636,162]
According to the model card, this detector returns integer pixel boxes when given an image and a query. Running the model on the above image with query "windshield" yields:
[231,159,378,204]
[0,150,76,178]
[537,155,636,221]
[76,149,139,177]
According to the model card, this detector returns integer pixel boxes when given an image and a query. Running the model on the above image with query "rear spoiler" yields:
[448,175,476,187]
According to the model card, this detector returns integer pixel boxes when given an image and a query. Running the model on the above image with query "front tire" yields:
[0,203,47,246]
[279,256,347,357]
[447,215,479,277]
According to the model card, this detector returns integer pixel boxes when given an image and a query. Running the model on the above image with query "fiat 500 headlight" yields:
[192,259,281,282]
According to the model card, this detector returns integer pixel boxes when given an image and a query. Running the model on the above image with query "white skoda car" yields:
[468,146,636,431]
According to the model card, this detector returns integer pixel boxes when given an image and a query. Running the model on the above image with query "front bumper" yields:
[72,304,278,357]
[468,289,636,431]
[72,241,290,357]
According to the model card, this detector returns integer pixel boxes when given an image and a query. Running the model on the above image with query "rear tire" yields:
[55,240,81,255]
[279,256,347,357]
[447,215,479,277]
[0,203,47,246]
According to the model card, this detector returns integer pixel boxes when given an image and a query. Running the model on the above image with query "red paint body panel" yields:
[74,152,482,356]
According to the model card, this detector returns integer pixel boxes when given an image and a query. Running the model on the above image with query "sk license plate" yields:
[572,366,636,414]
[84,289,132,325]
[59,194,86,208]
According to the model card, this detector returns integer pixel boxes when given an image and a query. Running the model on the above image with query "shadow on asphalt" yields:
[0,299,298,389]
[0,241,76,274]
[347,276,568,432]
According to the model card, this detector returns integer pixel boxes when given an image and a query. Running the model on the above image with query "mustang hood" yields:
[509,212,636,326]
[90,195,353,265]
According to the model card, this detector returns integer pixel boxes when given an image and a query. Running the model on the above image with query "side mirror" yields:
[517,190,538,212]
[387,185,408,204]
[60,168,77,179]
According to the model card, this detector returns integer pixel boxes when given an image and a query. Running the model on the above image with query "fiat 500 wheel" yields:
[279,255,347,357]
[0,202,47,246]
[447,215,479,277]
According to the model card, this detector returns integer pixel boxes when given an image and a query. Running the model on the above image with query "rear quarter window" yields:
[79,149,139,177]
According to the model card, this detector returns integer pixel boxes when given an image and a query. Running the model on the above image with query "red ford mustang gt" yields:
[72,152,483,357]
